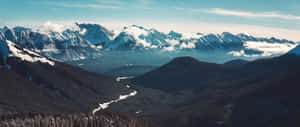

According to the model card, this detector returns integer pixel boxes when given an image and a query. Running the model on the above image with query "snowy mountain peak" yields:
[77,23,114,45]
[119,25,157,48]
[122,25,152,36]
[221,32,234,36]
[2,26,10,31]
[168,30,182,37]
[0,23,298,62]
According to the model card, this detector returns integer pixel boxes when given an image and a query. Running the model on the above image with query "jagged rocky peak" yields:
[0,31,4,41]
[106,32,138,50]
[237,33,257,40]
[123,25,150,34]
[220,32,243,44]
[168,30,182,39]
[76,23,115,45]
[126,24,155,31]
[2,26,17,42]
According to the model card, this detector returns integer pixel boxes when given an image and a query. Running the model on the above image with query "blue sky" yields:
[1,0,300,41]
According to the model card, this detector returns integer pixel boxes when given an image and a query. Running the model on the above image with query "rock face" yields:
[77,23,114,45]
[0,24,106,61]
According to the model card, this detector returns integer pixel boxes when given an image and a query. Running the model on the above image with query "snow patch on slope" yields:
[79,28,87,35]
[92,91,137,114]
[6,40,55,66]
[116,76,135,82]
[92,76,137,114]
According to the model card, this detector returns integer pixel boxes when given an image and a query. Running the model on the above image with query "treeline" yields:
[0,112,159,127]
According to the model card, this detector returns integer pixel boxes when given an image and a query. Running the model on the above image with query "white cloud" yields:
[228,41,297,57]
[3,20,300,42]
[244,41,297,56]
[38,21,80,33]
[138,0,153,5]
[163,46,175,51]
[96,0,125,5]
[177,7,300,21]
[206,8,300,20]
[166,39,180,46]
[181,33,203,40]
[44,1,121,9]
[180,43,196,49]
[228,50,259,57]
[44,1,155,10]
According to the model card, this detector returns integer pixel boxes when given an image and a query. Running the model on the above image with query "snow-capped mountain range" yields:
[0,23,298,62]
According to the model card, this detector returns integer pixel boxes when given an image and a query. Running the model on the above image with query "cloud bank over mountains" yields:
[0,22,298,64]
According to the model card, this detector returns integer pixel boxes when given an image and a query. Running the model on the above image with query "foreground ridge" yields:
[0,112,158,127]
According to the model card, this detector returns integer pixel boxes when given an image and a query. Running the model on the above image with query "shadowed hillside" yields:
[0,112,159,127]
[125,54,300,127]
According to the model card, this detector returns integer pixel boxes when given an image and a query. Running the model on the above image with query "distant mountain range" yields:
[0,23,298,64]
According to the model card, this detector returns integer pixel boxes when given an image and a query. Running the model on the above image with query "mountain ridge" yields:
[1,23,298,62]
[126,51,300,127]
[0,40,133,114]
